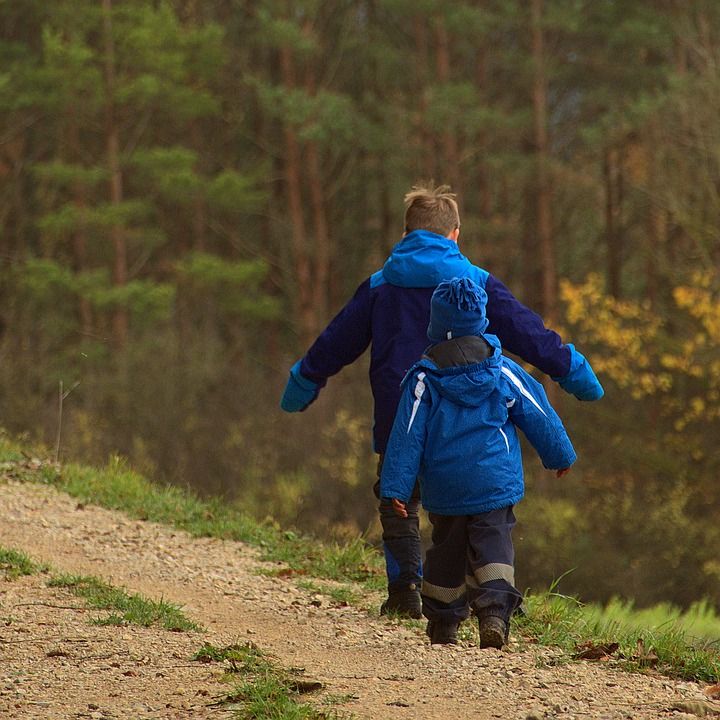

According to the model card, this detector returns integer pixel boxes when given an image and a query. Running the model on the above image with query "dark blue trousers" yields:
[375,473,423,593]
[421,506,523,625]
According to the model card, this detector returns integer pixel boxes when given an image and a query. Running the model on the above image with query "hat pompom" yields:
[433,276,486,312]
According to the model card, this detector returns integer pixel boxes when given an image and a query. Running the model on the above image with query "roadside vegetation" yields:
[0,543,339,718]
[518,590,720,682]
[0,435,383,588]
[1,433,718,685]
[0,543,198,631]
[194,642,349,719]
[0,547,46,580]
[49,573,201,631]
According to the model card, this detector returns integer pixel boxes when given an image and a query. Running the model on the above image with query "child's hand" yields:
[391,498,408,518]
[556,468,571,478]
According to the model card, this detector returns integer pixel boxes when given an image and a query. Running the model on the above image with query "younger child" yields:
[380,277,576,647]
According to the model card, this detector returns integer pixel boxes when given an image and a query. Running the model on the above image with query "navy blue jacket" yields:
[299,230,572,453]
[380,335,576,515]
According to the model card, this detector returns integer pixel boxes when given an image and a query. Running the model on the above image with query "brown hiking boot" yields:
[478,615,506,649]
[426,620,459,645]
[379,587,422,619]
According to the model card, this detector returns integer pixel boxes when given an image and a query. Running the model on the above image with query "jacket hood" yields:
[419,334,503,407]
[382,230,486,288]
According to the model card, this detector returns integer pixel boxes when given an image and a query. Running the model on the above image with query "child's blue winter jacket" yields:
[379,334,576,515]
[289,230,600,453]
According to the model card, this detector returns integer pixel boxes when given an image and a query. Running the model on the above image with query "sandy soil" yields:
[0,478,717,720]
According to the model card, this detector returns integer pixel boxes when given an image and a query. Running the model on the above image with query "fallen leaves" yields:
[634,638,659,668]
[573,638,659,667]
[573,641,619,661]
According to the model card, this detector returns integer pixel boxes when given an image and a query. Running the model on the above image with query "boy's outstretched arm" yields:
[501,357,577,471]
[484,275,604,401]
[280,279,372,412]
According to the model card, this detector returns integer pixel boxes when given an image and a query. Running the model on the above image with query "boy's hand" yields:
[280,360,320,412]
[391,498,408,518]
[556,468,571,478]
[555,344,604,401]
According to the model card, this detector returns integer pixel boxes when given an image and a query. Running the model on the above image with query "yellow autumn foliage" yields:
[559,274,670,399]
[559,272,720,431]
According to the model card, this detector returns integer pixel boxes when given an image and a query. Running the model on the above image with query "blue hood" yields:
[382,230,489,289]
[420,335,502,408]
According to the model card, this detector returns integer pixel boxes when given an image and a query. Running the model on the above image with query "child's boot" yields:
[380,586,422,619]
[478,615,507,649]
[426,620,459,645]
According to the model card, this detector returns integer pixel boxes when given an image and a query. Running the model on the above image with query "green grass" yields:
[582,596,720,644]
[516,591,720,682]
[194,641,267,673]
[194,642,350,719]
[48,573,201,631]
[0,434,383,589]
[0,538,201,631]
[0,546,47,580]
[295,579,364,607]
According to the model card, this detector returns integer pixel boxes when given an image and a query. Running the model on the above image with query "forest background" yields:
[1,0,719,610]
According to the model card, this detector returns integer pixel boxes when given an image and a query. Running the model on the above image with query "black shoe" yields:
[426,620,459,645]
[380,587,422,619]
[478,615,507,649]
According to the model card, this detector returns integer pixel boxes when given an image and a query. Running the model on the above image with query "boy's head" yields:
[428,277,488,342]
[404,184,460,239]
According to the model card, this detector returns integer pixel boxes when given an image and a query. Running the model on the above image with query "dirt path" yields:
[0,480,714,720]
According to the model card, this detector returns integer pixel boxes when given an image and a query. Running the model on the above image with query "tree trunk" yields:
[475,47,491,220]
[3,133,28,260]
[413,16,435,182]
[604,147,624,298]
[531,0,558,408]
[531,0,555,325]
[191,122,207,252]
[67,117,93,337]
[304,59,330,325]
[278,43,314,347]
[645,204,662,311]
[102,0,128,347]
[434,15,460,191]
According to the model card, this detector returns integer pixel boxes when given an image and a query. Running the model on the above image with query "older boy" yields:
[281,185,601,618]
[380,277,576,647]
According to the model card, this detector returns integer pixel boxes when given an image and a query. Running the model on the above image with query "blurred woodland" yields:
[1,0,719,608]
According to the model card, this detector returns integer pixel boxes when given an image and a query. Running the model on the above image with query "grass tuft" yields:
[516,591,720,682]
[295,579,363,608]
[194,642,348,719]
[193,642,266,673]
[48,573,201,631]
[0,546,46,580]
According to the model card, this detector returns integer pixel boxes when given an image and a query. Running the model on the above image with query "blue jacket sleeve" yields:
[484,274,604,401]
[299,278,372,385]
[501,358,577,470]
[484,274,570,378]
[379,369,430,502]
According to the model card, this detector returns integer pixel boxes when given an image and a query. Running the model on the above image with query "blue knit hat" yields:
[427,277,489,342]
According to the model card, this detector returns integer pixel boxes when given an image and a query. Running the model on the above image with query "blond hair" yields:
[403,184,460,237]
